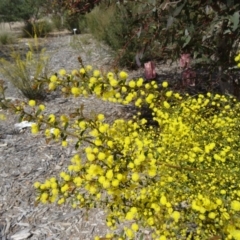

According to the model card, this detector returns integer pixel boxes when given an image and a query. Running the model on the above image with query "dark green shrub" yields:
[85,3,115,42]
[85,1,239,70]
[22,20,54,38]
[64,14,89,34]
[77,15,89,34]
[60,0,240,69]
[85,2,143,68]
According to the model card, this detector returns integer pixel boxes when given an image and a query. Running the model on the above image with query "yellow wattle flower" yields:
[31,123,39,134]
[59,69,66,76]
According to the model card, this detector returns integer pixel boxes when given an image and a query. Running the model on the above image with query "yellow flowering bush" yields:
[1,60,240,240]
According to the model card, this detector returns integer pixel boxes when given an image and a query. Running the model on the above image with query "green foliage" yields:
[77,15,89,34]
[0,0,49,22]
[84,0,240,70]
[0,39,49,99]
[51,15,65,31]
[51,0,103,34]
[22,20,54,38]
[85,3,116,42]
[0,31,16,45]
[85,2,140,68]
[0,0,30,22]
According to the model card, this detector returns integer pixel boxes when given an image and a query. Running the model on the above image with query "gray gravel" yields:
[0,34,126,240]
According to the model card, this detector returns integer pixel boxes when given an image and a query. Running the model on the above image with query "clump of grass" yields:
[51,15,65,31]
[22,20,54,38]
[86,3,117,44]
[0,37,49,99]
[0,31,16,45]
[85,2,143,68]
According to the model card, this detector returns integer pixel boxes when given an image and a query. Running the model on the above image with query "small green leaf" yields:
[19,114,25,122]
[193,51,199,59]
[139,233,144,240]
[173,0,186,17]
[63,122,69,131]
[183,35,191,48]
[75,140,81,150]
[35,109,41,116]
[80,130,86,136]
[224,29,231,34]
[167,16,174,28]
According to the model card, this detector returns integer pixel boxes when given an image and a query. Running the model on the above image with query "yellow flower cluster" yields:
[235,53,240,68]
[0,114,6,121]
[15,65,240,239]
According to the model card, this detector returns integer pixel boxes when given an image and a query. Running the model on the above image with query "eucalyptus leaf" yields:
[173,0,187,17]
[167,16,174,28]
[224,29,231,34]
[193,51,199,59]
[183,35,191,48]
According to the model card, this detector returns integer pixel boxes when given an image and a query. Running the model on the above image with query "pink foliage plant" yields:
[144,61,156,80]
[180,53,196,87]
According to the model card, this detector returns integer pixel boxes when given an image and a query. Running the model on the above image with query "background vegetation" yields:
[0,31,16,45]
[0,39,49,99]
[0,0,49,23]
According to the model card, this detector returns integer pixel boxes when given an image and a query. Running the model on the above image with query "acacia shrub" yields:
[1,60,239,239]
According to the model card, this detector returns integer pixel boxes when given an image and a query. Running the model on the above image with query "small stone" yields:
[55,165,62,170]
